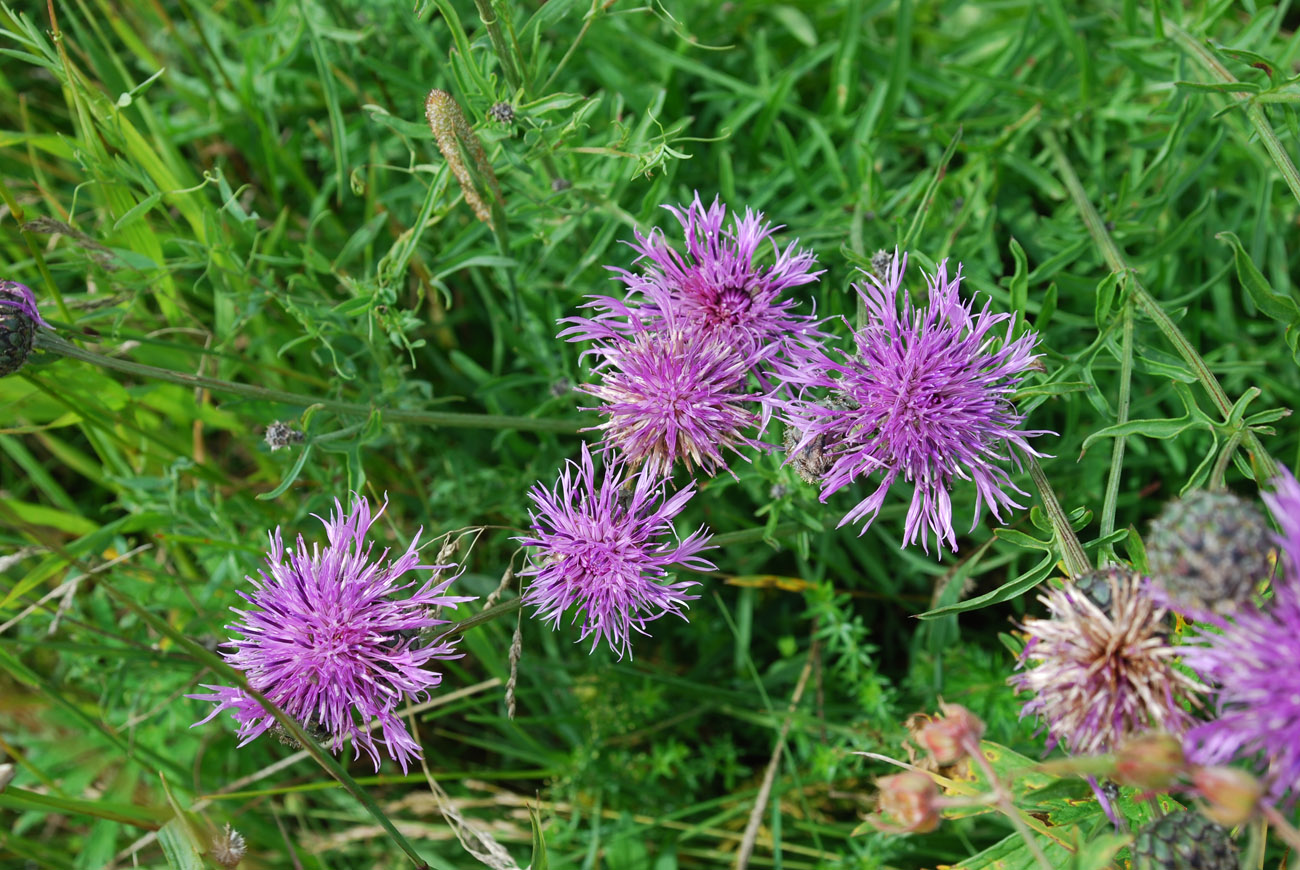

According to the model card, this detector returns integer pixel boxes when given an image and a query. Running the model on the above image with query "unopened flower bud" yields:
[211,824,246,868]
[264,421,304,451]
[1193,765,1261,826]
[1114,733,1185,789]
[870,249,894,278]
[916,703,985,765]
[487,101,514,124]
[0,281,48,378]
[425,89,503,227]
[874,772,941,834]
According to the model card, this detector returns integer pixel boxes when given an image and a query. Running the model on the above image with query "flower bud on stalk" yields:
[0,281,49,377]
[916,703,985,766]
[1113,733,1185,790]
[1193,766,1262,827]
[872,772,942,834]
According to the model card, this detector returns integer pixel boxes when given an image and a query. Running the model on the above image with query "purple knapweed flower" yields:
[1008,569,1204,756]
[1176,466,1300,805]
[1179,587,1300,805]
[189,495,473,772]
[561,193,827,390]
[579,311,770,478]
[518,442,715,658]
[1263,464,1300,579]
[782,252,1047,553]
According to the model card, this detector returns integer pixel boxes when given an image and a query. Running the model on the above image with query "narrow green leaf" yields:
[1007,238,1029,332]
[1081,415,1206,454]
[1175,79,1261,94]
[256,444,313,501]
[530,802,549,870]
[157,819,206,870]
[112,191,163,231]
[0,787,164,828]
[1217,231,1300,323]
[1094,271,1121,327]
[917,554,1055,619]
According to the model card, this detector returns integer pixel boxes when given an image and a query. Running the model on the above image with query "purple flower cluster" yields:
[522,196,1048,656]
[189,495,472,772]
[1176,466,1300,804]
[518,196,830,655]
[562,194,827,470]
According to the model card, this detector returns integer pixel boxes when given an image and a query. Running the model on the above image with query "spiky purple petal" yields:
[1177,467,1300,804]
[561,193,828,396]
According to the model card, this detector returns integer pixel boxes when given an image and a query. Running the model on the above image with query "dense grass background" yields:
[2,0,1299,867]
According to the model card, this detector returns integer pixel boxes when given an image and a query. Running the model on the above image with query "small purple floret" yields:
[0,281,51,328]
[783,252,1048,553]
[518,442,715,658]
[188,495,473,772]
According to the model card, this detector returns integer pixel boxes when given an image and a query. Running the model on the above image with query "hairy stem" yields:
[34,331,582,435]
[1027,456,1091,578]
[1099,297,1134,563]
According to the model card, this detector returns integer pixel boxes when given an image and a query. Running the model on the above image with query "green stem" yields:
[1099,297,1134,563]
[712,523,804,549]
[1164,20,1300,207]
[1027,455,1090,579]
[428,598,522,645]
[472,0,523,94]
[34,331,582,436]
[1209,429,1247,492]
[104,586,431,868]
[1041,130,1278,484]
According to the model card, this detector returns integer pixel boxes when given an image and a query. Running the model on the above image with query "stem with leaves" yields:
[1041,130,1278,485]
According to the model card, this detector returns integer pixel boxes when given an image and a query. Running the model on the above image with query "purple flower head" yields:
[1179,586,1300,805]
[561,193,828,388]
[1263,464,1300,583]
[188,495,473,772]
[518,442,715,658]
[783,252,1048,553]
[0,281,51,328]
[1177,469,1300,804]
[579,310,771,478]
[1008,570,1204,757]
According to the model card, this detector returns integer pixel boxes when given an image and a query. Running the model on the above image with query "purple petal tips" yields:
[187,494,473,772]
[518,442,716,658]
[1175,466,1300,804]
[0,281,51,329]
